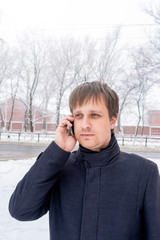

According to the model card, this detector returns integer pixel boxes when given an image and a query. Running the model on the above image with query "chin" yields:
[81,142,97,151]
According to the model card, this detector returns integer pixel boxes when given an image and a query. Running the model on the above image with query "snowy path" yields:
[0,157,160,240]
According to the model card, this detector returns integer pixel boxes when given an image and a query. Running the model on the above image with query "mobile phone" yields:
[70,121,74,136]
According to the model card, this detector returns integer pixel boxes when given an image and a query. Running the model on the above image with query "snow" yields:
[0,156,160,240]
[0,158,49,240]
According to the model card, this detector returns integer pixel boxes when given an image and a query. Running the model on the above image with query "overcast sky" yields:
[0,0,156,44]
[0,0,159,113]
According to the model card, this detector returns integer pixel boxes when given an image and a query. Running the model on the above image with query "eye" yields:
[91,113,100,118]
[74,114,83,119]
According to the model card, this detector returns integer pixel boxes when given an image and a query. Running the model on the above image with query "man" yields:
[9,81,160,240]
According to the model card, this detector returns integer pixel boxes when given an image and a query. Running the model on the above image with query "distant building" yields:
[147,110,160,136]
[115,110,160,136]
[0,98,160,136]
[147,110,160,126]
[0,98,56,132]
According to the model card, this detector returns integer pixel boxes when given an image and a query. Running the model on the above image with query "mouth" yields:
[80,134,94,137]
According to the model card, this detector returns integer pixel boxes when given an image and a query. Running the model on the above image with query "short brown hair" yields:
[69,81,119,120]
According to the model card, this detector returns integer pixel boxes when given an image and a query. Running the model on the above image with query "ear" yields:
[110,114,118,129]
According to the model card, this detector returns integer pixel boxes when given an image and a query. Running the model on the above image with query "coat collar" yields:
[75,134,120,168]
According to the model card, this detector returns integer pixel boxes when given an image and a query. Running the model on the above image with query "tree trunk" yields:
[56,98,62,127]
[7,98,15,131]
[56,83,64,127]
[29,95,34,132]
[135,100,141,137]
[42,116,47,132]
[117,114,122,133]
[0,107,5,129]
[24,108,29,132]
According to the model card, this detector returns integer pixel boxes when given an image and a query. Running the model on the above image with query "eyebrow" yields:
[73,110,104,115]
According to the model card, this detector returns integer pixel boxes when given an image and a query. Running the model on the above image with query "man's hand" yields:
[54,115,77,152]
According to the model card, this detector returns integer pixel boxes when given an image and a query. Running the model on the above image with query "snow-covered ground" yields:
[0,158,49,240]
[1,157,160,240]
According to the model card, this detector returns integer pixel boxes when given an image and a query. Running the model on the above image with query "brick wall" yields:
[148,110,160,126]
[0,98,56,132]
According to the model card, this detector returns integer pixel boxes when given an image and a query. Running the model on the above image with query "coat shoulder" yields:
[119,151,158,171]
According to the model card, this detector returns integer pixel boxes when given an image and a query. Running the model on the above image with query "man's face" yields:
[73,97,118,151]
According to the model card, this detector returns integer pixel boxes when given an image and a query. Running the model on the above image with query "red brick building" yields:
[0,98,56,132]
[115,110,160,136]
[0,99,160,135]
[148,110,160,126]
[147,110,160,135]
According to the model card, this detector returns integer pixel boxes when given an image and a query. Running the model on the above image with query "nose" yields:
[81,117,91,130]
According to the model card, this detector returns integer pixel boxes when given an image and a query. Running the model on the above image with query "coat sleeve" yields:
[8,141,70,221]
[143,163,160,239]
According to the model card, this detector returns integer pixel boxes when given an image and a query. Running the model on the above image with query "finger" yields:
[60,119,72,128]
[63,115,74,122]
[60,116,74,125]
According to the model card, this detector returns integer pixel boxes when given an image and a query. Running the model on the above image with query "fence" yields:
[0,132,55,143]
[0,132,160,148]
[116,136,160,148]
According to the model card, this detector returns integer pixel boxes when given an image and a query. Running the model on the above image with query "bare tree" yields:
[93,28,122,87]
[37,72,57,132]
[143,3,160,86]
[6,50,21,131]
[0,41,11,130]
[0,40,8,88]
[49,38,82,126]
[78,37,97,82]
[116,74,137,133]
[144,2,160,24]
[130,47,156,136]
[18,34,50,132]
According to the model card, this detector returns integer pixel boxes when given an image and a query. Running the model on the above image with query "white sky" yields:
[0,0,156,44]
[0,0,159,124]
[0,0,159,113]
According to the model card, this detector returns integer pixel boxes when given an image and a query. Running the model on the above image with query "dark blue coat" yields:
[9,135,160,239]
